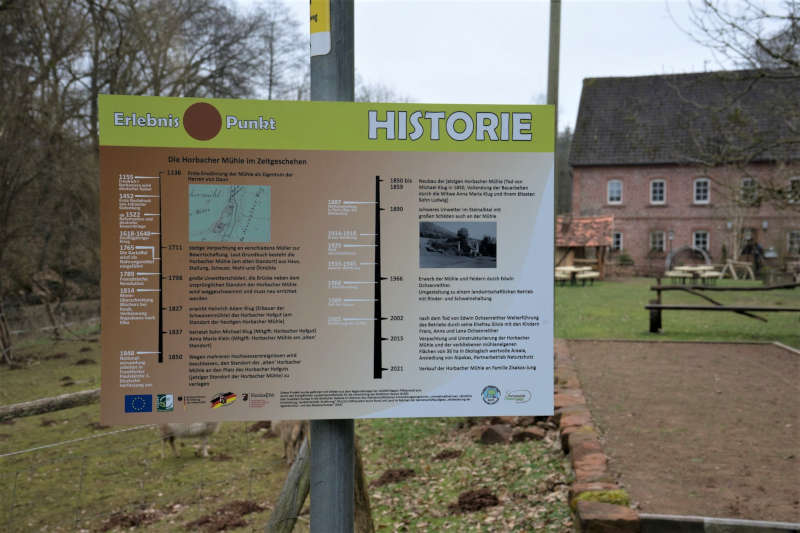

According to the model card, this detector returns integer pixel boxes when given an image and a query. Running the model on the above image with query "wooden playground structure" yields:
[646,279,800,333]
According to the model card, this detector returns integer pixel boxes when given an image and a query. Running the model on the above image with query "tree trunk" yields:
[266,436,310,533]
[0,388,100,422]
[0,302,13,364]
[43,300,63,340]
[354,437,375,533]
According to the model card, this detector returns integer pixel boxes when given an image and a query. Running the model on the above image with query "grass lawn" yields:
[7,275,790,530]
[1,333,571,532]
[555,277,800,348]
[0,326,102,404]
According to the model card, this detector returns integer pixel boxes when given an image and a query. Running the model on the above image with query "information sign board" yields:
[99,95,554,423]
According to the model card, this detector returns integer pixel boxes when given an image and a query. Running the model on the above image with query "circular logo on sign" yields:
[183,102,222,141]
[481,385,501,405]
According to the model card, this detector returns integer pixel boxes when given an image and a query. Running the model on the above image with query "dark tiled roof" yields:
[569,69,799,167]
[556,215,613,247]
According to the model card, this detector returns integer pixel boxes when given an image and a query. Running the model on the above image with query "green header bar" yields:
[98,95,554,152]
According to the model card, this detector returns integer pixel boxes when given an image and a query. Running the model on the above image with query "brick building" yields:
[569,70,799,276]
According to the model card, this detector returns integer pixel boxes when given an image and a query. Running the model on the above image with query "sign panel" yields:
[99,95,554,423]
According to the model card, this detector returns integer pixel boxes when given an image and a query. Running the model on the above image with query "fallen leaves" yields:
[359,416,572,531]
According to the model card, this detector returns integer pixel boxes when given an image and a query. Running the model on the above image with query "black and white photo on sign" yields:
[419,221,497,268]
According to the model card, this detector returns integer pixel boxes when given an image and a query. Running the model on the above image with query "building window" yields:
[650,179,666,204]
[693,178,710,204]
[742,227,755,245]
[612,232,623,251]
[789,177,800,204]
[649,231,665,252]
[693,231,709,251]
[788,231,800,255]
[607,180,622,204]
[740,177,758,205]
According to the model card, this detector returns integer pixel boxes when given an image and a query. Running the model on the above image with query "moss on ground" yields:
[571,489,631,509]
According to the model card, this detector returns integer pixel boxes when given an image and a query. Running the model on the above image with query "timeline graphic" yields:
[115,173,164,389]
[157,173,163,364]
[327,175,393,379]
[374,176,384,379]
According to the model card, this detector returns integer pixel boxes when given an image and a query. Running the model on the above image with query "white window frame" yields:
[693,230,710,252]
[693,177,710,204]
[650,179,666,204]
[649,231,665,252]
[789,177,800,204]
[612,231,623,251]
[607,179,623,204]
[788,230,800,255]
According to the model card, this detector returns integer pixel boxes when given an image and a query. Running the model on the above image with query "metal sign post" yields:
[548,0,561,221]
[309,2,355,532]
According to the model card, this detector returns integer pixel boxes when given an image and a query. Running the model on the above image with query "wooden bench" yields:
[575,271,600,286]
[664,270,689,284]
[699,270,722,284]
[646,280,800,333]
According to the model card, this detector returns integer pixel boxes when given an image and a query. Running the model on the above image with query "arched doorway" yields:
[665,246,711,271]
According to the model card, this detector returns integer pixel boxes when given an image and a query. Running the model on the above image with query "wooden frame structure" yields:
[646,280,800,333]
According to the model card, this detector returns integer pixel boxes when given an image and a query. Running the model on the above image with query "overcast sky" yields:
[240,0,739,131]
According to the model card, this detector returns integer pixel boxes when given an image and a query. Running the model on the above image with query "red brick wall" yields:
[571,163,800,276]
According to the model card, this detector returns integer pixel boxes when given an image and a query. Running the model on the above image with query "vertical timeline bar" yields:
[158,173,163,364]
[374,176,382,379]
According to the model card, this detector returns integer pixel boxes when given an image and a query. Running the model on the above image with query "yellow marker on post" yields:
[310,0,331,56]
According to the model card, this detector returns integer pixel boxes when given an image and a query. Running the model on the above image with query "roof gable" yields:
[556,215,614,247]
[569,69,799,167]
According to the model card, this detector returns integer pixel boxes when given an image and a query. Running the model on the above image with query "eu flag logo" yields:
[124,394,153,413]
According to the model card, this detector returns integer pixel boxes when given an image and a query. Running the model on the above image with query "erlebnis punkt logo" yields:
[481,385,501,405]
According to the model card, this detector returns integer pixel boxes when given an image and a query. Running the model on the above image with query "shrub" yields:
[616,253,634,266]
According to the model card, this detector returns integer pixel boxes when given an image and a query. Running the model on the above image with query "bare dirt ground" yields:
[568,340,800,523]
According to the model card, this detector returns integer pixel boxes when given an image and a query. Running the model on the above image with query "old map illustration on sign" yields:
[188,184,271,242]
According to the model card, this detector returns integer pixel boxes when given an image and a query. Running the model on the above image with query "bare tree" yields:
[251,0,306,100]
[686,0,799,70]
[355,73,410,103]
[673,1,800,210]
[0,0,309,363]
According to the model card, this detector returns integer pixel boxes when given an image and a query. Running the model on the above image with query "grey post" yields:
[546,0,561,135]
[310,1,355,532]
[547,0,562,222]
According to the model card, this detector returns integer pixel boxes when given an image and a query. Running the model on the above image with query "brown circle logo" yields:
[183,102,222,141]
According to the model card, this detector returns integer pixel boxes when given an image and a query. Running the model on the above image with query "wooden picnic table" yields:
[669,265,722,284]
[674,265,715,272]
[556,266,592,273]
[555,266,596,285]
